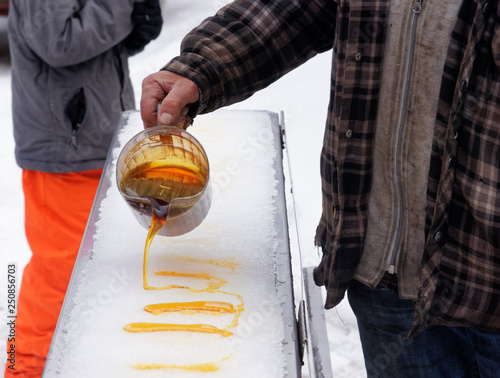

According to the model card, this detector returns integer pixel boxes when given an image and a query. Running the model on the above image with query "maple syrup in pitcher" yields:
[117,126,211,288]
[117,126,211,238]
[120,162,207,219]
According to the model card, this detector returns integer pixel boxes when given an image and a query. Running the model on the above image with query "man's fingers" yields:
[140,72,171,127]
[158,77,199,126]
[140,71,199,129]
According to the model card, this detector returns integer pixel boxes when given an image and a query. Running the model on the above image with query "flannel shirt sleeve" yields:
[161,0,337,116]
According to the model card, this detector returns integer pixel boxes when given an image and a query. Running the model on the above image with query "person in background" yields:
[6,1,162,376]
[140,0,500,376]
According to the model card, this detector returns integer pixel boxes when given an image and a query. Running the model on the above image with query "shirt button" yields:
[355,52,362,61]
[346,129,353,138]
[460,80,467,93]
[434,231,445,244]
[483,1,491,15]
[441,285,451,299]
[447,157,454,170]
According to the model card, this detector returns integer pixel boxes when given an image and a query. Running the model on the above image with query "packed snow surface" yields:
[47,110,292,377]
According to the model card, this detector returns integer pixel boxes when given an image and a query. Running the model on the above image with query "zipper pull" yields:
[71,128,78,148]
[413,0,423,14]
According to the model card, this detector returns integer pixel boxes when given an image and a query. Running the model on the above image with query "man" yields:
[7,0,162,376]
[141,0,500,376]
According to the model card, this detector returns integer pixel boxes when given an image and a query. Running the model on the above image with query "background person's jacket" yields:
[8,0,150,173]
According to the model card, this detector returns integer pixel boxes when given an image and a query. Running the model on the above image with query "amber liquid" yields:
[120,160,208,289]
[133,362,221,372]
[121,157,242,372]
[132,354,232,372]
[120,161,207,219]
[124,322,233,337]
[144,301,236,315]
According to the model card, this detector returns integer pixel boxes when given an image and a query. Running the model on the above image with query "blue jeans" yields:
[347,279,500,378]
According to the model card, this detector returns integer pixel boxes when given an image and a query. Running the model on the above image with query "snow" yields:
[0,1,366,377]
[45,110,294,377]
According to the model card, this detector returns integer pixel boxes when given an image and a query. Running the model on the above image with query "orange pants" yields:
[5,169,102,378]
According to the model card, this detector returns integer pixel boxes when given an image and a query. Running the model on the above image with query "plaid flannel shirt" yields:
[163,0,500,334]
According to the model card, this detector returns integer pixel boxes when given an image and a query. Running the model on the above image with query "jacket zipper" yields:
[387,0,423,275]
[71,107,85,148]
[69,88,86,148]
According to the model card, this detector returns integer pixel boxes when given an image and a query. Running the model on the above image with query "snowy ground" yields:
[0,1,366,377]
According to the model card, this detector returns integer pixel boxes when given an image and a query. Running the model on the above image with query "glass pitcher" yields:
[116,126,211,236]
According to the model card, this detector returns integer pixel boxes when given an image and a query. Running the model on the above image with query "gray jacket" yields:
[8,0,138,172]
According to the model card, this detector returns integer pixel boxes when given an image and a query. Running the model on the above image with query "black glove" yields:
[124,0,163,55]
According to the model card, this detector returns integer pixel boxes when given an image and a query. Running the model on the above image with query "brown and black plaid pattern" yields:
[311,0,390,310]
[412,0,500,336]
[164,0,337,114]
[163,0,500,334]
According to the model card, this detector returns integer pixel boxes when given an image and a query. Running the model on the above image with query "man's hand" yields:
[140,70,200,129]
